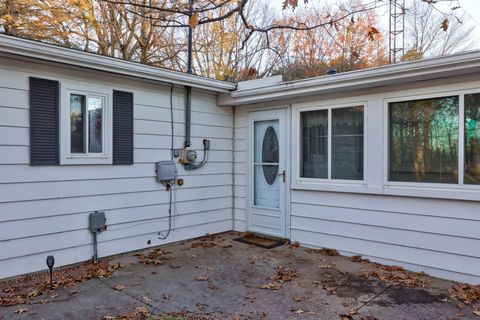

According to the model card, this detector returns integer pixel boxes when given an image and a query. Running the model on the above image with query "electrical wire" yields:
[157,84,175,240]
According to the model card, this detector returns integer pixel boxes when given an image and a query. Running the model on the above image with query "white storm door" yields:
[247,109,287,238]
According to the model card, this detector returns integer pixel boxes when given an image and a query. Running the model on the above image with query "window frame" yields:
[60,81,113,165]
[383,89,480,191]
[294,102,368,186]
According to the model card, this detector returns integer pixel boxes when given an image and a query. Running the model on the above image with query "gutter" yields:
[219,50,480,106]
[0,34,236,93]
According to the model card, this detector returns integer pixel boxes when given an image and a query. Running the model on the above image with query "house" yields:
[1,34,479,284]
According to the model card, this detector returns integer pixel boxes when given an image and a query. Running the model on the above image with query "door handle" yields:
[278,170,286,183]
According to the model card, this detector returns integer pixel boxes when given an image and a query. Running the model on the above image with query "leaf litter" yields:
[0,260,124,307]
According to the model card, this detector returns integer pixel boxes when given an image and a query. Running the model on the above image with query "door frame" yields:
[246,106,291,240]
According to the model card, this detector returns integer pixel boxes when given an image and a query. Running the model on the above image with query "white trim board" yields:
[0,34,235,93]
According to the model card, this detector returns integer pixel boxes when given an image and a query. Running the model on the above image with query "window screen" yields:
[300,106,364,180]
[301,109,328,178]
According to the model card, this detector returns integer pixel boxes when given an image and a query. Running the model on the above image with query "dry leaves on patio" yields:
[111,284,126,291]
[259,266,299,290]
[449,284,480,305]
[0,260,123,307]
[103,306,151,320]
[135,249,172,266]
[350,255,370,263]
[258,282,283,290]
[270,266,299,283]
[190,235,232,249]
[306,247,340,256]
[360,264,430,287]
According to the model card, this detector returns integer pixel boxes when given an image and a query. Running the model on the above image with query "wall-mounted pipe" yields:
[184,0,193,149]
[181,0,210,171]
[185,85,192,148]
[185,139,210,170]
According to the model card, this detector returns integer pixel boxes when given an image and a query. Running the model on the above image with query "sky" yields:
[269,0,480,48]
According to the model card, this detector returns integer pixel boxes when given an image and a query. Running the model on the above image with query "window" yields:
[70,94,104,154]
[60,84,113,165]
[465,93,480,184]
[30,77,133,166]
[389,96,459,184]
[389,94,480,186]
[301,105,364,181]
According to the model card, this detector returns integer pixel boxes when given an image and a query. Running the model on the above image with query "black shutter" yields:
[113,90,134,165]
[29,77,59,166]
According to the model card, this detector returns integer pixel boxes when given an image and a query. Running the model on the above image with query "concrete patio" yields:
[0,232,478,320]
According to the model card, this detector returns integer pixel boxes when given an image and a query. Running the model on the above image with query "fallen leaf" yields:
[14,308,28,314]
[289,241,300,249]
[441,18,449,31]
[259,283,282,290]
[134,306,149,315]
[196,276,209,281]
[244,293,256,300]
[293,295,307,302]
[69,289,79,295]
[474,308,480,316]
[111,284,126,291]
[349,308,358,315]
[27,290,40,298]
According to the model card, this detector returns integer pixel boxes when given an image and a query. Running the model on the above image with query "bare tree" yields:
[403,0,478,61]
[0,0,467,80]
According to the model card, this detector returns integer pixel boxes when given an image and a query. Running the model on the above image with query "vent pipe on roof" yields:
[327,67,337,75]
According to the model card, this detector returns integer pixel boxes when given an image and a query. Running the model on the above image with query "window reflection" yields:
[70,94,85,153]
[301,109,328,178]
[88,97,103,153]
[332,106,364,180]
[465,94,480,184]
[389,96,459,184]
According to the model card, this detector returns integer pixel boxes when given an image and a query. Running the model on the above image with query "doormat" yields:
[234,234,286,249]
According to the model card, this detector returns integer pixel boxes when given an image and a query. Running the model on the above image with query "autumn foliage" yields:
[0,0,466,81]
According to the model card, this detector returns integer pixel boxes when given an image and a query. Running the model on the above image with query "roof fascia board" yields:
[219,51,480,106]
[0,35,236,92]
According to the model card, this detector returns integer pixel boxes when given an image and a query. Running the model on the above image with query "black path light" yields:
[46,255,55,289]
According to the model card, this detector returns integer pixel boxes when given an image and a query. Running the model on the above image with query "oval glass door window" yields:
[262,126,279,185]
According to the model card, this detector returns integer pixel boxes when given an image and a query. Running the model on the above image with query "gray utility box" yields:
[89,211,106,233]
[156,160,177,185]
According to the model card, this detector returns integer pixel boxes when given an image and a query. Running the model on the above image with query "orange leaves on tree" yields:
[189,12,199,29]
[441,18,449,31]
[367,26,379,41]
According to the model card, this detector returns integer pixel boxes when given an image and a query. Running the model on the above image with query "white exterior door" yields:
[247,109,287,238]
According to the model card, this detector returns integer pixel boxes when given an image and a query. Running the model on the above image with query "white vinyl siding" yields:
[0,57,233,279]
[233,77,480,284]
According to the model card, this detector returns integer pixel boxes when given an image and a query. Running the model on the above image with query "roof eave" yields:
[0,34,236,92]
[218,51,480,106]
